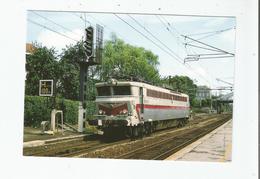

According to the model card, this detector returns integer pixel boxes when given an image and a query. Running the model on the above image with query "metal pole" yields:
[79,63,86,103]
[78,62,89,132]
[61,111,64,135]
[79,62,89,108]
[210,92,212,110]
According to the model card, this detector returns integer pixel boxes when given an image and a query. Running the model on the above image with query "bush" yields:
[56,98,79,125]
[24,95,80,127]
[86,101,96,118]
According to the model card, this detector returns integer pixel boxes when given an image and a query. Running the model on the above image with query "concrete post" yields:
[50,109,63,134]
[78,102,84,132]
[51,109,57,131]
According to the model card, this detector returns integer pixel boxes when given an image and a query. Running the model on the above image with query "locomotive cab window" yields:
[97,86,111,96]
[113,86,131,95]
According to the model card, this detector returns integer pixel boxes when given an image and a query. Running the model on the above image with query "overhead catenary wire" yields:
[128,15,208,84]
[29,12,214,86]
[123,13,214,84]
[157,15,185,45]
[193,31,227,41]
[160,16,182,35]
[161,17,234,87]
[156,15,193,60]
[187,53,228,56]
[182,35,235,56]
[27,18,78,42]
[197,55,234,59]
[83,13,87,29]
[27,12,229,88]
[187,45,232,88]
[75,13,134,44]
[127,14,184,62]
[156,15,186,55]
[114,13,184,64]
[156,15,179,42]
[181,42,213,85]
[183,27,236,59]
[114,14,211,85]
[72,13,92,26]
[186,27,235,37]
[184,43,224,53]
[185,27,235,44]
[31,11,82,38]
[151,15,233,87]
[126,14,212,86]
[216,78,234,86]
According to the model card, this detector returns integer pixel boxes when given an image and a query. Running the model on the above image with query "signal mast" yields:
[78,24,103,132]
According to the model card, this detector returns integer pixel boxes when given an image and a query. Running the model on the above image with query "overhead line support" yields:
[182,35,234,56]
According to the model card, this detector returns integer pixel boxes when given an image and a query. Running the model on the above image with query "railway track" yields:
[23,114,230,158]
[23,135,129,157]
[68,114,227,158]
[115,115,231,160]
[59,138,131,157]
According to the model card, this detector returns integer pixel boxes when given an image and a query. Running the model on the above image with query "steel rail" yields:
[152,117,230,160]
[115,116,230,160]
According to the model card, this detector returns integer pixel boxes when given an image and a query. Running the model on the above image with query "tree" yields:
[58,42,83,100]
[25,43,61,96]
[100,35,161,84]
[59,41,99,101]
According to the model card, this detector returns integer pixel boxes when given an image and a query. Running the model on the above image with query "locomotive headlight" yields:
[123,109,128,115]
[98,110,103,115]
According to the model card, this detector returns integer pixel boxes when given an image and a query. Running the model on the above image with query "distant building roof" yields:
[26,43,36,54]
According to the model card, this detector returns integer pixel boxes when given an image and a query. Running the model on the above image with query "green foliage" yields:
[85,100,96,117]
[24,35,204,126]
[161,75,197,106]
[24,95,79,127]
[56,98,79,125]
[24,96,51,127]
[100,35,161,84]
[25,43,61,96]
[191,98,201,107]
[201,98,211,107]
[25,36,162,101]
[58,41,83,100]
[59,41,100,101]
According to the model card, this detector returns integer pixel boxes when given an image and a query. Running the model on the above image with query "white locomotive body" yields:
[88,79,190,137]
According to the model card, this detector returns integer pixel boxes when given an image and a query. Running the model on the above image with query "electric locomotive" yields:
[88,79,190,137]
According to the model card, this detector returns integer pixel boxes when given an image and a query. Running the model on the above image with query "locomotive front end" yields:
[88,81,139,133]
[89,102,132,128]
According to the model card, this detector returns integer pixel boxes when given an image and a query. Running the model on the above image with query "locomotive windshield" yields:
[96,85,131,96]
[97,86,111,96]
[113,86,131,95]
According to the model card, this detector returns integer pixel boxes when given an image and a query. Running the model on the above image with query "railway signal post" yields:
[78,25,103,132]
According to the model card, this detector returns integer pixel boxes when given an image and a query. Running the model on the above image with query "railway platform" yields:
[165,119,232,162]
[23,127,87,148]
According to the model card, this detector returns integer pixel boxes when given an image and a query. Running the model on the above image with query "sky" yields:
[26,11,236,95]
